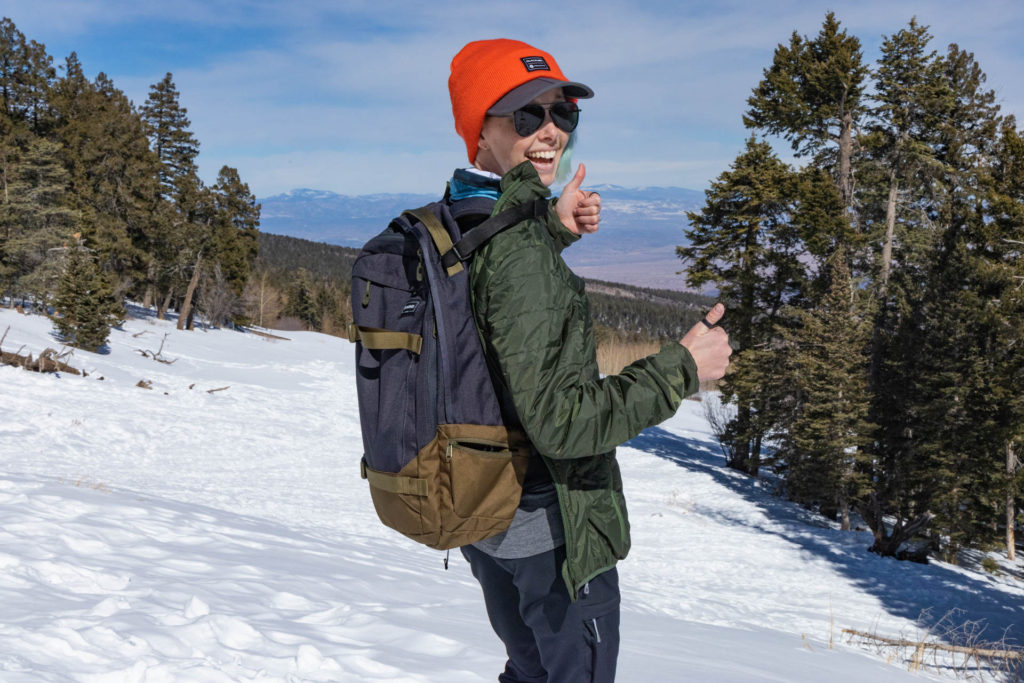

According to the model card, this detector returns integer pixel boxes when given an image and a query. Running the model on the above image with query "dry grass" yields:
[597,339,663,375]
[597,337,721,395]
[841,609,1024,681]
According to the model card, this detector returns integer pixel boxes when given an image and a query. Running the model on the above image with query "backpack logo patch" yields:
[401,299,421,317]
[521,56,550,72]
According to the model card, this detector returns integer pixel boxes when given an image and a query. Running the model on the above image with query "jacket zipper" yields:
[542,456,579,596]
[606,452,628,543]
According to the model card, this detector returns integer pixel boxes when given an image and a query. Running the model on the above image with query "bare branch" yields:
[135,333,176,364]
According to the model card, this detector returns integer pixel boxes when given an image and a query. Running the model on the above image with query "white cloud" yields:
[3,0,1023,194]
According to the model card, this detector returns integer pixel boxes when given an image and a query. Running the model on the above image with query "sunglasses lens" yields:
[550,102,579,133]
[512,105,546,136]
[511,102,581,137]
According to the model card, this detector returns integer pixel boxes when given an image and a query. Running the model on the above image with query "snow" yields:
[1,305,1022,681]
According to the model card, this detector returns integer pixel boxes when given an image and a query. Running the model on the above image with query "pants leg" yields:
[461,545,620,683]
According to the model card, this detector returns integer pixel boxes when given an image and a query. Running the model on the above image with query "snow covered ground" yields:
[1,305,1022,682]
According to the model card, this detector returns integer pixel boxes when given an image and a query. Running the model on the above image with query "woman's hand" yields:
[680,303,732,383]
[555,163,601,236]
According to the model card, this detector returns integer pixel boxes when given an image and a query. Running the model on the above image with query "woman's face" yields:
[476,88,568,186]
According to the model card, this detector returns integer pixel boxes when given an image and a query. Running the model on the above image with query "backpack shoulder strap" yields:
[404,204,464,277]
[440,199,549,271]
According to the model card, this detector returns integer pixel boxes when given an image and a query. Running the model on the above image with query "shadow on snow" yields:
[625,425,1024,649]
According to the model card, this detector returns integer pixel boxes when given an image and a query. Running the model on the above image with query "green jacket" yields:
[469,162,700,597]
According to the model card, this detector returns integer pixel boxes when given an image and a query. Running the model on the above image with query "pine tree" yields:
[679,138,807,475]
[855,20,951,557]
[905,45,1010,559]
[779,247,874,529]
[52,56,162,297]
[744,12,868,211]
[53,239,122,351]
[141,73,199,205]
[286,268,320,330]
[988,124,1024,559]
[0,133,77,305]
[863,18,946,290]
[140,72,203,321]
[0,18,55,135]
[210,165,260,296]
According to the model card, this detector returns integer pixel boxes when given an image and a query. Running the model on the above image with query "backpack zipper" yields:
[445,438,510,462]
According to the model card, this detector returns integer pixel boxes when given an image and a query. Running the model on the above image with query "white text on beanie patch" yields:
[520,56,550,72]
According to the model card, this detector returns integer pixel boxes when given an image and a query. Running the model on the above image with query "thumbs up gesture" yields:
[555,163,601,236]
[680,303,732,383]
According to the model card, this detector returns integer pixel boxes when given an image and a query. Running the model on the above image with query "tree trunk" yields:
[727,406,752,473]
[177,253,202,331]
[857,493,934,558]
[142,285,153,309]
[748,432,762,477]
[158,289,173,320]
[258,273,267,327]
[880,173,898,289]
[1009,441,1017,562]
[838,112,854,210]
[839,493,851,531]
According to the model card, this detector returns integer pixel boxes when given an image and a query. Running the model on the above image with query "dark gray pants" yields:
[461,544,620,683]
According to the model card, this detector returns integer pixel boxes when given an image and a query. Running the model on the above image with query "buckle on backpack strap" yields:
[361,460,429,497]
[440,245,464,271]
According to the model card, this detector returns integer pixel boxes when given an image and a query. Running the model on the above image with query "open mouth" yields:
[525,149,557,166]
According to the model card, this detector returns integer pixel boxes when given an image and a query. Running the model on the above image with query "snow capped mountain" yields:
[258,188,437,245]
[257,185,706,290]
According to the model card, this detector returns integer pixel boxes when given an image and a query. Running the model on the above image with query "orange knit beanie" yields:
[448,39,592,164]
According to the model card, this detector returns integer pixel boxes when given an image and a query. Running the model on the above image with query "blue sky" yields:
[3,0,1023,197]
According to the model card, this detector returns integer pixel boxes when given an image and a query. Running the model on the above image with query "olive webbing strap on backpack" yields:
[346,198,547,550]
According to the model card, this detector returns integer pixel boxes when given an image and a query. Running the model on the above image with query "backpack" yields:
[346,197,548,550]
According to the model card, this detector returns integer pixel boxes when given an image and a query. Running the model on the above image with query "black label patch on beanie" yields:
[521,56,550,72]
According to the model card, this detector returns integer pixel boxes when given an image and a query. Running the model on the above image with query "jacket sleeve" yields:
[474,219,700,460]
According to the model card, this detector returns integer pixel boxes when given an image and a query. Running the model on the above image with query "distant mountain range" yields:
[256,184,706,290]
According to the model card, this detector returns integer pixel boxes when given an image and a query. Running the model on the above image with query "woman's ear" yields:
[475,134,495,171]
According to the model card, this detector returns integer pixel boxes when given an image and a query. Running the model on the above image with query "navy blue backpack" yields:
[346,199,546,549]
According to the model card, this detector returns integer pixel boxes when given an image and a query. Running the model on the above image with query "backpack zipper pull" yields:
[416,248,425,282]
[362,281,371,307]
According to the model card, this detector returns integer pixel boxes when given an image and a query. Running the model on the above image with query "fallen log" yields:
[842,628,1024,661]
[0,327,82,375]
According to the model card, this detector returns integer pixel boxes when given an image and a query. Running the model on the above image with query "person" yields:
[444,38,732,682]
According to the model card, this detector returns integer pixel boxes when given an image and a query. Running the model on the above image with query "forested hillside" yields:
[253,231,714,345]
[679,13,1024,563]
[0,18,259,350]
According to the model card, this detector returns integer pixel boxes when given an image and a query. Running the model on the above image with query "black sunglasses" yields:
[502,101,580,137]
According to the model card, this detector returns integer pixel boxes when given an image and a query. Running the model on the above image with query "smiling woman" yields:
[428,37,730,683]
